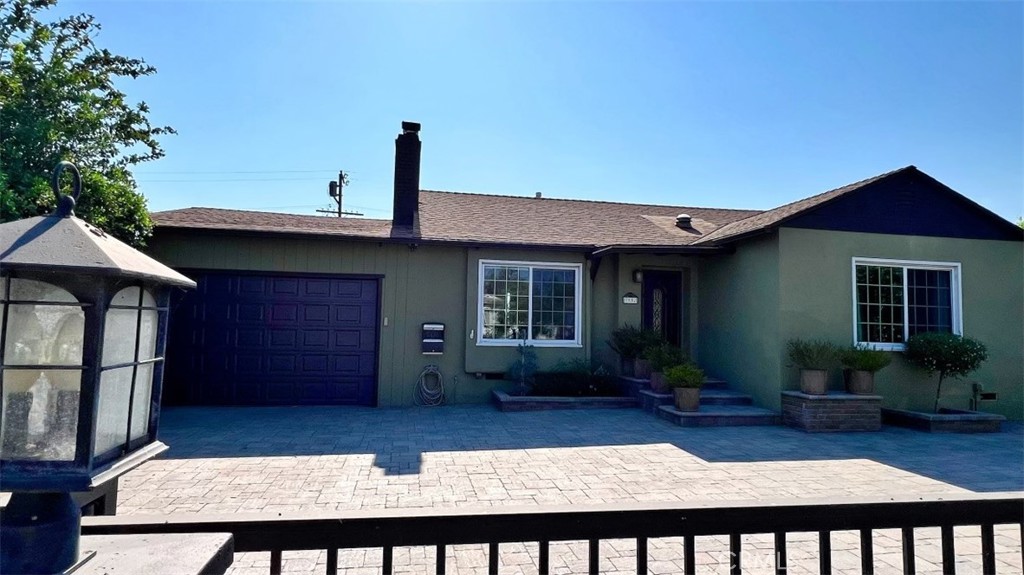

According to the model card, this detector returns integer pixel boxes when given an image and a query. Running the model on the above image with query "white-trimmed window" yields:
[478,260,582,347]
[851,257,962,350]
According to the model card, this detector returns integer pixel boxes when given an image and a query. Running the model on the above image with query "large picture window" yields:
[851,258,961,350]
[478,261,582,347]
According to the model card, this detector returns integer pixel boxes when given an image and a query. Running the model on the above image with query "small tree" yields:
[905,332,988,413]
[506,341,538,396]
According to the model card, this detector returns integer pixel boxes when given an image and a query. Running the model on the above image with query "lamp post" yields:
[0,162,196,574]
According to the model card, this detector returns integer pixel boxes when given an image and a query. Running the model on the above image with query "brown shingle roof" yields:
[151,166,921,250]
[693,166,913,245]
[416,191,759,247]
[154,207,401,239]
[152,194,761,249]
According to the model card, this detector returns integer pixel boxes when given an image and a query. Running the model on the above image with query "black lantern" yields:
[0,162,195,574]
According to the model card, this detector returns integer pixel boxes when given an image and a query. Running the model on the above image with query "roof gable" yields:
[695,166,1022,245]
[781,168,1023,242]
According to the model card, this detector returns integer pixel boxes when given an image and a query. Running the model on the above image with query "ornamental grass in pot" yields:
[840,345,892,395]
[664,363,704,412]
[787,339,839,395]
[645,342,686,393]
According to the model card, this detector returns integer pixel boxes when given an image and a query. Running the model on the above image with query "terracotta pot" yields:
[847,370,875,395]
[650,372,669,393]
[673,387,700,412]
[634,358,652,379]
[799,369,828,395]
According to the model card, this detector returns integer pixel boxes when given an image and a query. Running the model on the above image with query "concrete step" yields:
[703,377,728,389]
[640,388,753,410]
[699,389,753,406]
[657,404,781,427]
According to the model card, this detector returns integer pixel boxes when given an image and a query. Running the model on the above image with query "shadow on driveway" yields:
[155,405,1024,492]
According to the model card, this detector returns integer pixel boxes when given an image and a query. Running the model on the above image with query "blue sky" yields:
[59,1,1022,221]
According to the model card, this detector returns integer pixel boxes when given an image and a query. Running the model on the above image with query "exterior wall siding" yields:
[147,231,469,407]
[696,234,783,409]
[778,227,1024,419]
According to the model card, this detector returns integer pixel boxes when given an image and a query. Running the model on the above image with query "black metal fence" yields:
[81,492,1023,575]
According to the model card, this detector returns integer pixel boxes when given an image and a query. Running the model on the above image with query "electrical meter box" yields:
[422,323,445,355]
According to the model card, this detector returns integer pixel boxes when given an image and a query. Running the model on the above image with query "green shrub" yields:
[531,359,620,397]
[608,325,663,360]
[505,342,538,396]
[786,339,840,370]
[905,332,988,412]
[645,342,687,372]
[840,345,892,373]
[663,363,704,389]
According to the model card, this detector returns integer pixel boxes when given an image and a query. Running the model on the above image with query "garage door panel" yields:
[166,273,379,406]
[303,304,330,323]
[272,278,299,295]
[305,280,331,296]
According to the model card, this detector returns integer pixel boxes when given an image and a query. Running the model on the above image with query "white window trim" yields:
[476,259,583,348]
[850,257,963,351]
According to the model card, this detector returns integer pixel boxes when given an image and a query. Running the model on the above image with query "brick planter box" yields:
[882,407,1004,433]
[782,391,882,432]
[492,390,638,412]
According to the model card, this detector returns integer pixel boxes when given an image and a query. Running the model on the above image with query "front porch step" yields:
[639,388,753,413]
[657,404,782,427]
[703,377,728,390]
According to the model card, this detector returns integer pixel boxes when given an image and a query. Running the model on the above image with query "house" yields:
[148,122,1024,418]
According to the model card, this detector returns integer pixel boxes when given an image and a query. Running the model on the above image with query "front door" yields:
[642,270,682,346]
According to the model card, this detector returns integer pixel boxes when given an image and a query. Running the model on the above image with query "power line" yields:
[138,177,327,183]
[136,169,338,175]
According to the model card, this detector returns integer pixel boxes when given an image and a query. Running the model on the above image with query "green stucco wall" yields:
[696,234,782,409]
[778,227,1024,419]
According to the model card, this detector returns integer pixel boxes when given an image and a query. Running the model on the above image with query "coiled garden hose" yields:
[414,364,445,406]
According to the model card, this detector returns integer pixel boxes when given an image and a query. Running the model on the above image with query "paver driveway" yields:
[119,406,1023,574]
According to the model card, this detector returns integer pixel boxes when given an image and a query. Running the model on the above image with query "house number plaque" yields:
[622,292,639,305]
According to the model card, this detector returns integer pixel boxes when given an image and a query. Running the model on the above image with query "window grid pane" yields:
[482,265,530,340]
[530,268,576,341]
[907,269,953,336]
[481,264,578,343]
[855,265,905,344]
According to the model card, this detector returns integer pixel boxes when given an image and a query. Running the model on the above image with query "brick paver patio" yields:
[119,406,1023,574]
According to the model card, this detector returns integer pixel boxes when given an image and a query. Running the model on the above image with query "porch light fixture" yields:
[0,162,196,574]
[632,269,643,283]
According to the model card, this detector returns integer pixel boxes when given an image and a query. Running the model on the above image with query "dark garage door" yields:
[165,272,379,406]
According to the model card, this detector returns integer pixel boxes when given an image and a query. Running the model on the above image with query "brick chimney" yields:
[393,121,421,227]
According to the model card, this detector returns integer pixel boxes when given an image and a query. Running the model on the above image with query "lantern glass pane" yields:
[138,309,159,360]
[102,308,139,367]
[4,305,85,366]
[0,369,80,461]
[9,278,78,303]
[95,367,132,456]
[130,363,154,441]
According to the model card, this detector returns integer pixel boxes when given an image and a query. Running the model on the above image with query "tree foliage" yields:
[1,0,173,246]
[905,332,988,412]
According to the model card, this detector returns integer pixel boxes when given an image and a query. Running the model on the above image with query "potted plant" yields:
[608,325,661,378]
[840,344,892,394]
[645,342,686,393]
[664,363,704,411]
[786,339,839,395]
[905,332,988,412]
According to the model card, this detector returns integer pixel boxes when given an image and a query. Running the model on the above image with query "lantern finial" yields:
[51,161,81,218]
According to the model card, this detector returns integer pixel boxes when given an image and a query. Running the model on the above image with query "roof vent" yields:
[535,192,542,199]
[675,213,692,229]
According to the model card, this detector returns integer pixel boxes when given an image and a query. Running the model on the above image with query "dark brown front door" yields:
[642,270,682,346]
